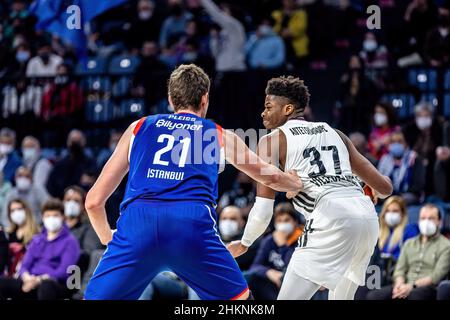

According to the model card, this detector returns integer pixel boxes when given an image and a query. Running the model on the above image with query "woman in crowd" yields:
[368,102,399,161]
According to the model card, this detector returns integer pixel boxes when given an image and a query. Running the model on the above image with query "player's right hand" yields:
[226,240,248,258]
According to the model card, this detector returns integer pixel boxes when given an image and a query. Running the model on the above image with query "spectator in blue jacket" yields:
[246,17,286,70]
[0,128,22,184]
[0,198,80,300]
[245,202,303,300]
[159,1,192,49]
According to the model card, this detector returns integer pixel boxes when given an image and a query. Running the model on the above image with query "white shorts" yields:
[288,193,379,290]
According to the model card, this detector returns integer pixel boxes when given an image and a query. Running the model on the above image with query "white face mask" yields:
[384,211,402,227]
[275,222,294,234]
[10,209,26,226]
[0,143,13,156]
[439,27,449,38]
[219,219,239,238]
[64,200,81,218]
[139,10,153,20]
[363,39,378,52]
[22,147,38,162]
[419,219,438,237]
[43,216,63,233]
[416,116,432,130]
[16,177,32,191]
[374,112,388,126]
[258,25,272,36]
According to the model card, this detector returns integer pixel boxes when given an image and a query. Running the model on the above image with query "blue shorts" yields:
[84,200,248,300]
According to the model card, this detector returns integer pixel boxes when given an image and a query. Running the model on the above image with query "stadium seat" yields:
[407,205,422,224]
[108,55,141,76]
[444,69,450,90]
[408,68,438,92]
[75,56,109,76]
[112,76,132,98]
[380,94,415,119]
[119,99,145,118]
[81,76,112,93]
[444,93,450,117]
[86,100,115,123]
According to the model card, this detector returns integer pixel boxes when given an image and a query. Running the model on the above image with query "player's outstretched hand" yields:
[285,170,302,199]
[227,240,248,258]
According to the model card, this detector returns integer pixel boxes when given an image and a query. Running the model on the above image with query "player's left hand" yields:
[363,184,378,205]
[227,241,248,258]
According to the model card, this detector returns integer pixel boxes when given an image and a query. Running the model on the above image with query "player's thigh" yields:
[278,264,320,300]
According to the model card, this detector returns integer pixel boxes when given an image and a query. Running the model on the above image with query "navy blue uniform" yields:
[85,113,248,300]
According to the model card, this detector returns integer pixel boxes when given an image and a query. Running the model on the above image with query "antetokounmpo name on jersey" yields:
[289,125,328,136]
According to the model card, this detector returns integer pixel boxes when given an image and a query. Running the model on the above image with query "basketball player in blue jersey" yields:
[83,65,302,300]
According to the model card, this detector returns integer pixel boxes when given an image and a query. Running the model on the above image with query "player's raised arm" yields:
[85,120,138,245]
[227,130,294,257]
[222,129,302,193]
[335,129,393,198]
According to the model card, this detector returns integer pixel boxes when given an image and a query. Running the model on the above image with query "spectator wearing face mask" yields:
[403,102,444,196]
[359,32,389,69]
[367,204,450,300]
[46,130,96,199]
[2,166,49,227]
[96,131,123,170]
[377,196,419,283]
[64,186,102,257]
[0,128,22,184]
[21,136,52,190]
[126,0,162,50]
[0,172,12,214]
[218,205,259,271]
[378,131,426,204]
[0,226,7,275]
[159,0,193,49]
[8,43,31,81]
[368,102,399,160]
[245,202,303,300]
[246,17,286,70]
[0,198,80,300]
[4,199,40,277]
[25,40,63,78]
[434,122,450,201]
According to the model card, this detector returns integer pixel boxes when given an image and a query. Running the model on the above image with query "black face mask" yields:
[69,142,83,157]
[39,52,50,63]
[171,4,183,16]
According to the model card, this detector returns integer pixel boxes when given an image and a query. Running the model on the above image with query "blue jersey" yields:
[120,113,224,211]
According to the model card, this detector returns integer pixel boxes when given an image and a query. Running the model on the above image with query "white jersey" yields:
[278,119,364,219]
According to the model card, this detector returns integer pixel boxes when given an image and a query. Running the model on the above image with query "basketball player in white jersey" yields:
[228,76,393,300]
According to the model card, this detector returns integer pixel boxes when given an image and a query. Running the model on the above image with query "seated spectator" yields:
[25,39,63,78]
[0,198,80,300]
[349,132,378,166]
[368,102,399,160]
[159,0,193,49]
[96,131,123,169]
[201,0,246,72]
[359,32,389,71]
[245,202,303,300]
[63,186,102,268]
[21,136,53,189]
[2,166,49,227]
[378,196,419,282]
[0,128,22,183]
[1,77,44,120]
[246,17,286,70]
[46,130,96,199]
[8,43,31,80]
[217,172,255,217]
[378,131,426,204]
[367,204,450,300]
[126,0,162,50]
[434,122,450,201]
[424,10,450,67]
[219,205,259,271]
[272,0,309,62]
[4,199,40,276]
[403,102,444,196]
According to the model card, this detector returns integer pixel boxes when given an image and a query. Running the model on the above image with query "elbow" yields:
[85,191,104,212]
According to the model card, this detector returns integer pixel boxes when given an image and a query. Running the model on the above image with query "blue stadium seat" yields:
[81,76,112,93]
[112,76,132,98]
[407,205,422,224]
[75,57,108,75]
[444,94,450,117]
[119,99,145,118]
[108,55,141,75]
[86,100,115,123]
[381,94,415,119]
[444,69,450,90]
[408,68,438,91]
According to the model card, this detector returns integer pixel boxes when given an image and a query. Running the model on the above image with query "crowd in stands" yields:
[0,0,449,300]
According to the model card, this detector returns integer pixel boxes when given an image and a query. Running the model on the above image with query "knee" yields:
[437,281,450,300]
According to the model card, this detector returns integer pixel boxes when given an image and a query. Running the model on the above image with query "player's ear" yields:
[168,95,175,110]
[284,104,295,116]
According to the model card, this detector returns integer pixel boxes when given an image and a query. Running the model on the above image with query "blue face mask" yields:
[390,143,405,159]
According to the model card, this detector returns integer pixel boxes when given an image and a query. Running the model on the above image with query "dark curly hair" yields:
[265,76,310,112]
